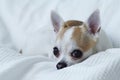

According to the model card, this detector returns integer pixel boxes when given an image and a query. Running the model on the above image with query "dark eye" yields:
[71,49,83,59]
[53,47,59,57]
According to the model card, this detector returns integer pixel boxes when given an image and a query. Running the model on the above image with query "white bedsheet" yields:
[0,0,120,80]
[0,48,120,80]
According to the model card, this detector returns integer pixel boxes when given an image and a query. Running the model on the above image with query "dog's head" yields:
[51,10,101,69]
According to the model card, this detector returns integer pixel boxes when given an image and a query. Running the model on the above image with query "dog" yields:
[51,9,112,69]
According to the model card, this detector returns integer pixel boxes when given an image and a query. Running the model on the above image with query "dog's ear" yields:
[87,9,101,35]
[51,11,64,33]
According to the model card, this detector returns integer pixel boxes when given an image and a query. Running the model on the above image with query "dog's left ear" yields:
[87,9,101,35]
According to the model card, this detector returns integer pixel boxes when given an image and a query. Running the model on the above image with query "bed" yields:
[0,0,120,80]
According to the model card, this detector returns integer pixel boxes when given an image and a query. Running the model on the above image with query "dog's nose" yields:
[56,62,67,69]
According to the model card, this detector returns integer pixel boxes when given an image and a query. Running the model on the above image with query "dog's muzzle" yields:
[56,62,67,69]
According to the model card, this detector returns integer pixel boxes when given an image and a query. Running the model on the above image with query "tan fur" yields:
[65,20,83,27]
[57,20,96,52]
[57,20,83,40]
[71,25,96,52]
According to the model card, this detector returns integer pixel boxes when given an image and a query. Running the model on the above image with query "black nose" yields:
[56,62,67,69]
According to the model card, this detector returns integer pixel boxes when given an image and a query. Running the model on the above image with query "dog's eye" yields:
[53,47,59,57]
[71,49,83,59]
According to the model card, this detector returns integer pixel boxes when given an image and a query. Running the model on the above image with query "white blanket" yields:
[0,48,120,80]
[0,0,120,80]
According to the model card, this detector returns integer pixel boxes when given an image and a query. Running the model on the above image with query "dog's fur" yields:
[51,10,112,69]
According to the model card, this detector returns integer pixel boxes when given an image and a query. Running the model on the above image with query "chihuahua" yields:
[51,10,112,69]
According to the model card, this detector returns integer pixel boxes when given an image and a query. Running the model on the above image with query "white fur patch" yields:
[55,27,77,62]
[56,27,74,51]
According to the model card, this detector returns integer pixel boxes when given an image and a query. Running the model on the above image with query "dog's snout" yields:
[56,62,67,69]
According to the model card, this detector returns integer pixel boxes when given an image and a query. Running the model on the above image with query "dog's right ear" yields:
[51,11,64,33]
